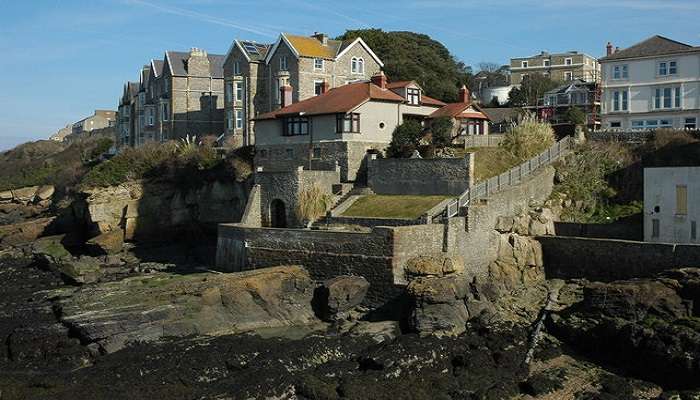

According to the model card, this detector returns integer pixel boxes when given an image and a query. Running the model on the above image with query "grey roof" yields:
[238,40,271,62]
[166,51,226,78]
[152,59,164,77]
[128,82,139,97]
[481,108,518,124]
[601,35,699,61]
[545,79,593,95]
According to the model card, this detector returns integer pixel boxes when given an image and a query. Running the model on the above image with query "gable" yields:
[336,37,384,67]
[265,34,300,64]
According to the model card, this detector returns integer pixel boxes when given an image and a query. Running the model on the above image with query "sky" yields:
[1,0,699,151]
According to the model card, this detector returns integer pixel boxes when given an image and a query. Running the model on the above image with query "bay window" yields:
[654,86,681,109]
[235,110,243,129]
[336,113,360,133]
[235,81,243,102]
[612,90,628,111]
[283,116,309,136]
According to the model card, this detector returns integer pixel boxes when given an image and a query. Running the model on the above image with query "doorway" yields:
[270,199,287,228]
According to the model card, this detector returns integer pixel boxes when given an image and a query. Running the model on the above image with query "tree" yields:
[337,29,471,102]
[501,113,555,161]
[386,120,424,158]
[430,117,454,148]
[296,184,333,228]
[565,106,587,126]
[478,62,500,73]
[508,74,560,107]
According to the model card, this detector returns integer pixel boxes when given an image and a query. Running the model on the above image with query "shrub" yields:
[386,120,424,158]
[650,129,698,151]
[565,106,586,126]
[501,113,555,160]
[295,184,333,228]
[430,117,454,149]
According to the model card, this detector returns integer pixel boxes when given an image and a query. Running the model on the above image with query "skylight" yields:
[243,43,259,55]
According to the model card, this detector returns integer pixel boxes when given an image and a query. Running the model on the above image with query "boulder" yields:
[495,216,515,233]
[32,235,71,263]
[11,186,39,204]
[56,265,318,353]
[86,229,124,255]
[58,256,103,284]
[35,185,55,201]
[407,275,469,337]
[405,254,465,279]
[0,217,55,247]
[0,190,13,201]
[316,275,369,321]
[582,280,688,322]
[348,321,401,343]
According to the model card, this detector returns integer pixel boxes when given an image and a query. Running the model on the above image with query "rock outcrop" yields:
[85,229,124,255]
[315,275,369,321]
[0,216,55,247]
[54,265,318,353]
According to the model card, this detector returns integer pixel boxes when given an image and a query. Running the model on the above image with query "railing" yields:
[442,136,574,219]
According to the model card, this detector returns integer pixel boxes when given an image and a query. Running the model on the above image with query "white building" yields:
[600,36,700,130]
[644,166,699,244]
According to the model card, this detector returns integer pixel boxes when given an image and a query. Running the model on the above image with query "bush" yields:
[295,184,333,228]
[650,129,698,151]
[386,120,424,158]
[565,106,586,126]
[501,113,555,160]
[430,117,454,149]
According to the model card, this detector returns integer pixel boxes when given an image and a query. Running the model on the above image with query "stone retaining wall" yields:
[538,236,700,281]
[368,154,474,196]
[554,219,642,241]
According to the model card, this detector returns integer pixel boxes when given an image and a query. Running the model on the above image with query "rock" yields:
[35,185,55,201]
[31,235,71,263]
[316,275,369,321]
[56,265,318,353]
[86,229,124,255]
[495,216,515,233]
[582,280,688,321]
[0,217,56,247]
[348,321,400,343]
[513,215,530,235]
[404,254,465,279]
[11,186,39,204]
[59,256,103,284]
[528,218,548,236]
[407,275,469,337]
[0,190,13,201]
[660,268,700,317]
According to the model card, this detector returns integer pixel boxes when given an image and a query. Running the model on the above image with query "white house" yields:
[600,36,700,131]
[644,166,699,244]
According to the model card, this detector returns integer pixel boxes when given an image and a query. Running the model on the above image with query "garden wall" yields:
[367,153,474,195]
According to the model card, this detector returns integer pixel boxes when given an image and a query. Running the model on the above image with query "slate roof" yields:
[284,33,343,59]
[545,79,592,95]
[165,51,226,78]
[128,82,139,97]
[151,59,164,78]
[255,81,406,120]
[481,108,518,125]
[238,40,271,61]
[601,35,699,61]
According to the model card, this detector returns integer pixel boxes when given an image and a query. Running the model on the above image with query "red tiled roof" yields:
[458,112,489,120]
[256,82,406,120]
[386,80,414,89]
[421,95,446,107]
[430,102,489,120]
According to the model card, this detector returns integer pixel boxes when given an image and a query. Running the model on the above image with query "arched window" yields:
[351,57,365,74]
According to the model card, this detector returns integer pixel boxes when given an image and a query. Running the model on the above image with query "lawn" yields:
[452,146,520,182]
[341,195,450,219]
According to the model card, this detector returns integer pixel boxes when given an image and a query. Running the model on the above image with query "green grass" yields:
[341,195,449,219]
[452,146,521,182]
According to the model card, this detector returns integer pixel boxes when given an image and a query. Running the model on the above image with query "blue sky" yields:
[1,0,699,151]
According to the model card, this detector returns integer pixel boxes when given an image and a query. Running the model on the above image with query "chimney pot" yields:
[459,85,470,103]
[606,42,614,56]
[321,80,330,94]
[280,85,293,108]
[371,71,387,89]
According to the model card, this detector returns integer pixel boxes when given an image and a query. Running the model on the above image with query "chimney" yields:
[459,85,470,103]
[321,80,330,94]
[312,32,328,45]
[280,85,293,108]
[606,42,613,56]
[187,47,210,76]
[615,46,620,54]
[371,71,387,89]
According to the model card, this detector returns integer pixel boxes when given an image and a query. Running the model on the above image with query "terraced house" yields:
[510,50,600,85]
[601,35,700,131]
[116,48,225,147]
[222,32,383,147]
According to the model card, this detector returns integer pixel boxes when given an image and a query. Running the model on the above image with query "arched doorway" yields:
[270,199,287,228]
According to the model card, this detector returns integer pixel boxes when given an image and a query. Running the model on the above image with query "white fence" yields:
[443,136,574,218]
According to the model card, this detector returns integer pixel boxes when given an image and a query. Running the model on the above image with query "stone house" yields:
[600,35,700,130]
[644,166,700,244]
[72,110,116,136]
[222,32,384,147]
[429,86,491,138]
[510,50,600,85]
[117,82,139,147]
[253,72,446,182]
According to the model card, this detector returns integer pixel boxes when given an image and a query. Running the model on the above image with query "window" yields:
[654,86,681,109]
[235,110,243,129]
[226,110,233,130]
[659,62,667,76]
[565,58,572,65]
[336,113,360,133]
[564,71,573,81]
[521,61,528,68]
[677,185,688,215]
[233,61,241,75]
[279,56,288,71]
[685,117,697,130]
[632,119,672,129]
[351,57,364,74]
[669,61,677,75]
[610,121,622,128]
[406,88,421,105]
[314,80,324,96]
[225,82,233,102]
[692,221,697,240]
[160,103,169,121]
[163,79,170,94]
[314,58,324,71]
[312,147,321,159]
[652,219,660,238]
[613,90,628,111]
[275,77,289,104]
[283,116,309,136]
[613,64,629,79]
[543,59,550,67]
[146,108,154,126]
[235,81,243,102]
[658,60,678,76]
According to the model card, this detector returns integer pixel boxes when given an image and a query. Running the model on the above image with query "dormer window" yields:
[351,57,364,74]
[407,88,421,105]
[233,61,241,75]
[279,56,288,71]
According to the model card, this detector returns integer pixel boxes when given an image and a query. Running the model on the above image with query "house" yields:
[222,32,384,147]
[644,166,699,244]
[253,72,445,182]
[50,124,74,142]
[510,51,600,85]
[429,86,490,138]
[116,47,226,148]
[481,108,518,133]
[528,79,601,130]
[72,110,116,136]
[600,35,700,131]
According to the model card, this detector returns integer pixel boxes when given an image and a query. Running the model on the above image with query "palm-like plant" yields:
[296,184,333,228]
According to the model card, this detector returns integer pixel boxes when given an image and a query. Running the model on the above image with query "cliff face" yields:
[80,179,251,241]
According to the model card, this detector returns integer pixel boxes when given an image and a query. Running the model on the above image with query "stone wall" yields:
[82,179,250,241]
[538,236,700,281]
[554,220,642,241]
[368,154,474,195]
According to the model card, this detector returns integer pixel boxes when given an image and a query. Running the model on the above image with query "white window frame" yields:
[234,81,243,102]
[314,58,324,71]
[543,59,550,67]
[314,80,324,96]
[565,71,573,81]
[279,56,288,71]
[612,90,628,112]
[609,121,622,128]
[233,61,241,75]
[684,117,697,130]
[613,64,629,80]
[160,103,169,121]
[653,86,681,109]
[226,110,234,130]
[657,60,677,76]
[235,110,243,130]
[521,60,528,68]
[351,57,365,74]
[565,57,573,66]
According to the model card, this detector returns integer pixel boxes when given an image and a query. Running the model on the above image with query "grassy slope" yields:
[453,146,520,182]
[342,195,449,219]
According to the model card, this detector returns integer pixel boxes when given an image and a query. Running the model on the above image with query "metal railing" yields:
[442,135,574,219]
